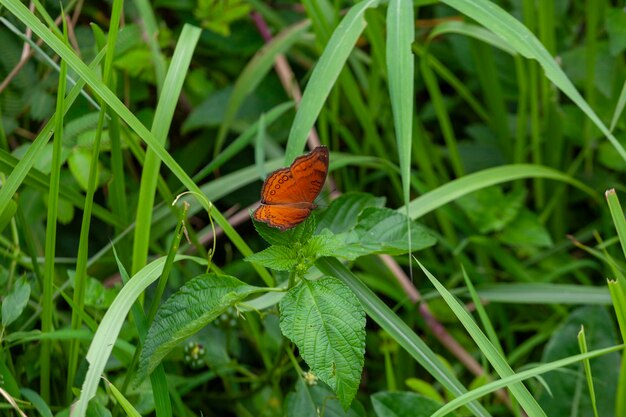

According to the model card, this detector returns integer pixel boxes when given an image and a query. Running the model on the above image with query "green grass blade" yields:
[432,344,624,417]
[428,20,517,55]
[610,80,626,132]
[213,20,310,156]
[0,150,121,227]
[192,102,294,184]
[40,14,68,402]
[461,266,503,356]
[420,56,463,176]
[72,255,205,417]
[605,188,626,416]
[286,0,380,163]
[606,189,626,264]
[416,259,545,416]
[441,0,626,164]
[132,0,166,92]
[386,0,414,203]
[413,43,489,122]
[131,24,201,275]
[67,0,124,399]
[1,2,269,278]
[0,47,106,220]
[406,164,599,220]
[577,326,599,417]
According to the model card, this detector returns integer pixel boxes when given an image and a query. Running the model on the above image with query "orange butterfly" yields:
[253,146,329,231]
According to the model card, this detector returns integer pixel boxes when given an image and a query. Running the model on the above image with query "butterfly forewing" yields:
[289,146,329,203]
[259,166,296,204]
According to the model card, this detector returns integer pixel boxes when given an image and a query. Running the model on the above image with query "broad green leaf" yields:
[136,273,263,383]
[499,209,553,248]
[605,7,626,55]
[113,49,155,81]
[285,378,366,417]
[245,246,299,271]
[2,276,30,327]
[316,258,491,417]
[67,148,109,191]
[598,137,626,172]
[11,142,70,175]
[457,186,525,234]
[57,198,75,225]
[305,233,344,258]
[316,192,386,233]
[537,306,620,416]
[62,113,100,147]
[280,277,366,409]
[332,208,436,260]
[371,391,449,417]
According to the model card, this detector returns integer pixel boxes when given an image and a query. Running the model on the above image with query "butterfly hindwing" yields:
[253,204,312,231]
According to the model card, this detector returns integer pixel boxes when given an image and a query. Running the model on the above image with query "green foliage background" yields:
[0,0,625,416]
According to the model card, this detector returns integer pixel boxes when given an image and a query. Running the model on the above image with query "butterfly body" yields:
[253,146,329,231]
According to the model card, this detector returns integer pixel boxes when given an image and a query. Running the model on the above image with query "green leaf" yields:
[280,277,366,409]
[11,142,70,175]
[316,192,386,233]
[57,197,75,225]
[285,378,366,417]
[605,7,626,55]
[499,208,553,248]
[136,273,262,383]
[332,208,436,260]
[20,388,53,417]
[457,186,525,233]
[537,306,620,416]
[67,148,109,191]
[114,48,155,80]
[245,245,299,271]
[305,233,344,258]
[371,391,449,417]
[316,258,491,417]
[2,276,30,327]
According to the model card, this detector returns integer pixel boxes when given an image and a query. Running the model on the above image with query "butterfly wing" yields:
[289,146,329,204]
[259,146,329,205]
[253,204,312,231]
